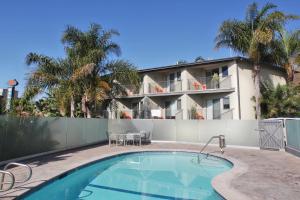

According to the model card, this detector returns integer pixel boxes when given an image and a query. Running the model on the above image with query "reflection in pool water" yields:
[22,152,232,200]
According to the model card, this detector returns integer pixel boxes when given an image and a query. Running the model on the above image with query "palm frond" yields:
[71,63,96,81]
[215,20,251,55]
[106,60,140,86]
[61,25,84,46]
[256,3,277,22]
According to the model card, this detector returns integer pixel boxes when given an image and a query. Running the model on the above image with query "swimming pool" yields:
[21,151,232,200]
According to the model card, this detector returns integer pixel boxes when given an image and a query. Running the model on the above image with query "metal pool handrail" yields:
[200,135,226,154]
[0,162,32,192]
[198,135,226,163]
[0,170,15,192]
[4,162,33,183]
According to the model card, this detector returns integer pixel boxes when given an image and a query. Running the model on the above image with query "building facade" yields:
[108,57,286,120]
[0,87,18,111]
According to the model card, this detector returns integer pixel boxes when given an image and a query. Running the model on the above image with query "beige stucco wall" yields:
[185,61,240,120]
[150,96,183,118]
[227,62,239,119]
[238,62,287,119]
[113,59,287,120]
[143,69,183,93]
[260,67,287,86]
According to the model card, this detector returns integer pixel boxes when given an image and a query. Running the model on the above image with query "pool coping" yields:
[15,148,250,200]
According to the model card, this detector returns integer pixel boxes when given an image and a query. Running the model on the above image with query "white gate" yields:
[258,120,284,150]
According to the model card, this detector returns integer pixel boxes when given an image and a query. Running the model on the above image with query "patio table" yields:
[126,133,142,146]
[109,133,126,146]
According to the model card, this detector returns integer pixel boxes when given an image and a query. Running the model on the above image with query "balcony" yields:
[148,81,182,95]
[110,108,183,119]
[187,75,232,93]
[114,109,156,119]
[116,75,233,98]
[188,108,234,120]
[119,84,143,98]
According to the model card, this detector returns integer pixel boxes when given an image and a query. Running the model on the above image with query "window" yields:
[222,66,228,77]
[177,99,182,110]
[223,97,230,110]
[176,71,181,81]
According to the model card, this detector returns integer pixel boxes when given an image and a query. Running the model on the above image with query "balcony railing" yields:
[148,81,182,94]
[217,108,234,120]
[122,84,143,96]
[113,109,160,119]
[109,108,183,119]
[187,75,232,91]
[188,108,234,120]
[117,75,232,97]
[188,108,206,120]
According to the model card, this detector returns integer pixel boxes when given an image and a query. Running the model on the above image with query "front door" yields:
[207,100,213,119]
[168,73,176,92]
[207,99,221,119]
[165,101,176,119]
[213,99,221,119]
[131,102,139,119]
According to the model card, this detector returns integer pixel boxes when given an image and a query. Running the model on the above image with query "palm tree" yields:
[10,97,35,117]
[215,2,298,119]
[261,83,300,118]
[62,23,139,118]
[270,29,300,82]
[25,54,83,117]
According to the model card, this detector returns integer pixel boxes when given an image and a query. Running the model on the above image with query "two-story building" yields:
[108,57,286,120]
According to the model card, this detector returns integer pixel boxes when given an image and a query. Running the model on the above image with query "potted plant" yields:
[212,73,220,88]
[190,106,197,119]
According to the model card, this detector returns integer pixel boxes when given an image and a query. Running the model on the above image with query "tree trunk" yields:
[59,106,66,117]
[254,64,261,119]
[81,96,87,118]
[285,63,294,83]
[86,105,92,118]
[81,95,92,118]
[70,96,75,118]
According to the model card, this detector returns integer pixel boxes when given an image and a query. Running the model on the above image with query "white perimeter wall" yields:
[108,119,259,147]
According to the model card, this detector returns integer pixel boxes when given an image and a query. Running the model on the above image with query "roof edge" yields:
[138,56,246,73]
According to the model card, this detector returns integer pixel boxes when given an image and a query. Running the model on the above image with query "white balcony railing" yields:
[118,75,232,97]
[188,108,206,120]
[121,84,143,97]
[188,108,234,120]
[187,75,232,91]
[118,109,168,119]
[148,81,182,94]
[112,109,184,120]
[219,109,234,120]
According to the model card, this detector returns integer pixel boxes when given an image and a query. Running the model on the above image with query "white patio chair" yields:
[125,134,135,145]
[140,130,151,144]
[108,132,125,146]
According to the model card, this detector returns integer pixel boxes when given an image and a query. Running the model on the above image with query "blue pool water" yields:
[21,152,232,200]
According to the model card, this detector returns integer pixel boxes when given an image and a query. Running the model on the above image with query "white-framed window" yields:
[223,97,230,110]
[222,66,228,77]
[176,71,181,81]
[177,99,182,110]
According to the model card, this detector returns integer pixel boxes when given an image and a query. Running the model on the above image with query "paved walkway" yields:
[1,143,300,200]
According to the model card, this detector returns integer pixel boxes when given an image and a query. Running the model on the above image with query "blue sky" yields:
[0,0,299,94]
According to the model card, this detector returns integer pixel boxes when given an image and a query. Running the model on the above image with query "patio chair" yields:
[140,130,151,144]
[125,134,135,145]
[125,129,143,146]
[108,131,125,146]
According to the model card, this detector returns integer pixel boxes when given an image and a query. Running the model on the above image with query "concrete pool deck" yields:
[1,142,300,200]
